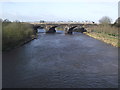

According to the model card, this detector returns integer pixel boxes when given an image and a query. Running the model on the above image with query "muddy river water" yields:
[2,29,118,88]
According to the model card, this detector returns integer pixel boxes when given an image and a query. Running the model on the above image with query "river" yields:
[2,29,118,88]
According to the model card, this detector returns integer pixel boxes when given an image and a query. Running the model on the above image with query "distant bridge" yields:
[31,22,97,34]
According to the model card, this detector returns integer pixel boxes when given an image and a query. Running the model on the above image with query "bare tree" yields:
[99,16,112,25]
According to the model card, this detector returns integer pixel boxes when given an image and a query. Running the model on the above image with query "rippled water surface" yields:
[3,29,118,88]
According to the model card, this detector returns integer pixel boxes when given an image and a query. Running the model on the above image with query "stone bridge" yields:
[32,22,97,34]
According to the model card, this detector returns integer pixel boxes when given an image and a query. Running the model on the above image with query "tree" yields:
[99,16,112,25]
[3,19,11,23]
[14,20,20,23]
[40,20,45,23]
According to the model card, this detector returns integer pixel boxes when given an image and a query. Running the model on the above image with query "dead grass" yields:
[84,25,119,47]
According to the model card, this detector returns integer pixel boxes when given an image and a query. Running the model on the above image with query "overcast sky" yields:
[0,0,119,23]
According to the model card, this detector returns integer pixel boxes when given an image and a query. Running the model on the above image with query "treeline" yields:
[2,19,35,51]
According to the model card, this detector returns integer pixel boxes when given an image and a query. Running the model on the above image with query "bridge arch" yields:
[46,26,59,33]
[73,27,87,33]
[32,25,43,34]
[32,24,88,34]
[67,26,87,34]
[67,26,78,34]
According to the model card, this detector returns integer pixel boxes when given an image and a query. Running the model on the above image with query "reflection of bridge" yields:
[32,22,97,34]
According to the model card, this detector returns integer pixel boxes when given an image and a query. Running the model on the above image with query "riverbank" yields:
[2,21,36,51]
[3,35,37,52]
[84,25,119,47]
[84,32,119,47]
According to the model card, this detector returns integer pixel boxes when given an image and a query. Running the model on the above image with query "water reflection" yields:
[38,29,64,34]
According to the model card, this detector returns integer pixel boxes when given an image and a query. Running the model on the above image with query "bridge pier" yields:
[67,30,73,34]
[32,25,40,35]
[64,26,69,34]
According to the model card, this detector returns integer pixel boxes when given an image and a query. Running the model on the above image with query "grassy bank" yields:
[2,21,35,51]
[56,26,64,31]
[84,25,119,47]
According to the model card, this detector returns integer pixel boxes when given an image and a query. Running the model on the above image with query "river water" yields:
[2,29,118,88]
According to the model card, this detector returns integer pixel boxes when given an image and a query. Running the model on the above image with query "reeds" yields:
[2,21,35,51]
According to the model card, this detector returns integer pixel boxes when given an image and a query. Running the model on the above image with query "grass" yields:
[56,26,64,31]
[84,25,119,47]
[2,21,35,51]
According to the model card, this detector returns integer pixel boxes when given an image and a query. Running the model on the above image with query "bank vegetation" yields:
[84,16,119,47]
[2,19,35,51]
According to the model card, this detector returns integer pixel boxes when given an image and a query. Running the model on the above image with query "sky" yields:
[0,0,119,23]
